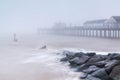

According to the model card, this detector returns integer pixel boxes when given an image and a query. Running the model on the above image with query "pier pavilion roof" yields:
[112,16,120,23]
[84,19,107,24]
[105,16,120,24]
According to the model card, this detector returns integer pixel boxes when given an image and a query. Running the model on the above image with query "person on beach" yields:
[13,33,18,42]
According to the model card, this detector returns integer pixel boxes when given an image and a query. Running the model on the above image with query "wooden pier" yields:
[38,16,120,39]
[52,27,120,38]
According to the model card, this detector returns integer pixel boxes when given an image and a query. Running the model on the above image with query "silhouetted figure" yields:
[13,33,18,42]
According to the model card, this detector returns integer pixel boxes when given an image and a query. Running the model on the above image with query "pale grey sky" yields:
[0,0,120,33]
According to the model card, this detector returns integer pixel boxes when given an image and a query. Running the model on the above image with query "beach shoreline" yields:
[0,34,120,80]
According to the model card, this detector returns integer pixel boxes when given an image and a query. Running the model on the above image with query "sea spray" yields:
[20,48,80,80]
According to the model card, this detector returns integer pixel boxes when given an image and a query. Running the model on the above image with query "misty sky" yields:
[0,0,120,34]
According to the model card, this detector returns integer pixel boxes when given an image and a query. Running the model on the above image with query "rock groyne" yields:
[60,50,120,80]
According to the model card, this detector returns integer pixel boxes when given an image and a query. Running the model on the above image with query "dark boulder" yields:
[86,52,96,57]
[80,72,88,79]
[69,57,80,66]
[86,55,107,66]
[86,75,101,80]
[62,50,74,55]
[105,60,120,74]
[65,52,76,60]
[107,53,120,60]
[75,64,89,72]
[65,52,85,60]
[69,55,89,65]
[60,51,120,80]
[83,65,100,74]
[94,60,107,68]
[60,57,68,62]
[105,60,120,67]
[110,65,120,80]
[91,68,110,80]
[112,53,120,60]
[74,52,85,57]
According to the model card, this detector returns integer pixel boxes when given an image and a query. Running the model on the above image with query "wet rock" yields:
[113,54,120,60]
[91,68,110,80]
[83,65,100,74]
[76,64,88,72]
[65,52,86,60]
[62,50,74,55]
[107,53,120,60]
[86,55,107,66]
[74,52,85,58]
[69,57,80,66]
[80,72,88,79]
[60,51,120,80]
[105,60,120,67]
[60,57,68,62]
[85,75,101,80]
[110,65,120,80]
[69,55,89,65]
[86,52,96,57]
[65,52,75,60]
[105,60,120,74]
[94,60,107,68]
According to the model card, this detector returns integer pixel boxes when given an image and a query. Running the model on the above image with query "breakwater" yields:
[60,50,120,80]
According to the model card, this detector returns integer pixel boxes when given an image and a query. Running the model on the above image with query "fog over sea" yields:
[0,34,120,80]
[0,34,81,80]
